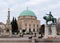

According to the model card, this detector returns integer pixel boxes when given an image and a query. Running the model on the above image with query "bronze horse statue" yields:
[43,12,56,24]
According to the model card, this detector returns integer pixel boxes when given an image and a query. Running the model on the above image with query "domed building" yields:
[17,9,40,32]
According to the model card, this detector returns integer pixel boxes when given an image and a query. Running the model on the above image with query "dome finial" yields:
[27,7,28,10]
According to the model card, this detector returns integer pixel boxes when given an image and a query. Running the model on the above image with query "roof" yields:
[0,22,4,25]
[19,9,36,17]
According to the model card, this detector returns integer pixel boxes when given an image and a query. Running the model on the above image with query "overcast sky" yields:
[0,0,60,24]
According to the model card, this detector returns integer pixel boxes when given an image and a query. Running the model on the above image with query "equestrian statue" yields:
[43,12,56,24]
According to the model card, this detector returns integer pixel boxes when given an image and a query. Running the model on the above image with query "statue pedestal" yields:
[51,25,57,36]
[44,25,49,38]
[43,24,57,39]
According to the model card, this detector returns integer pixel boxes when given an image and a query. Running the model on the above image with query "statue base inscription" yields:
[43,24,57,39]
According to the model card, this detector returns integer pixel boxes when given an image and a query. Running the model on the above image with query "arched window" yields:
[6,28,9,32]
[29,28,31,32]
[37,25,38,27]
[29,24,31,26]
[25,24,27,26]
[33,24,35,27]
[33,29,35,32]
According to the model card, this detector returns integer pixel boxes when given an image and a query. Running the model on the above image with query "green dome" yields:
[20,10,36,17]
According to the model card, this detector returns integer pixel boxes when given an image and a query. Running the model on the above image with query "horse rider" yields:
[47,12,53,19]
[49,12,53,17]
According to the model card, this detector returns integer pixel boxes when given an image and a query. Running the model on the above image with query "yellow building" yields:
[17,9,40,32]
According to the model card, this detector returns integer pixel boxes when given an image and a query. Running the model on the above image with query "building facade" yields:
[0,22,5,36]
[56,18,60,35]
[17,9,40,33]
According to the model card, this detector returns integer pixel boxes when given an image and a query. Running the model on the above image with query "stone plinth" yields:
[51,25,57,36]
[44,24,57,39]
[44,25,49,38]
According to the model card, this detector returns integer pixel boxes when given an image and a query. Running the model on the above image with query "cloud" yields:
[24,0,48,6]
[45,1,60,10]
[0,0,60,24]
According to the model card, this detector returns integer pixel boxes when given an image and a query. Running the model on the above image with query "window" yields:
[29,28,31,32]
[33,24,35,27]
[6,28,9,32]
[31,21,33,22]
[25,24,27,26]
[37,25,38,27]
[33,29,35,32]
[29,24,31,26]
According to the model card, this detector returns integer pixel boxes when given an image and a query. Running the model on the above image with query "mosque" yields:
[17,9,40,33]
[0,8,40,36]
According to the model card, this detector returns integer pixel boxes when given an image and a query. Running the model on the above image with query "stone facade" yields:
[17,9,40,33]
[44,24,57,39]
[56,18,60,35]
[18,16,40,32]
[0,22,5,36]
